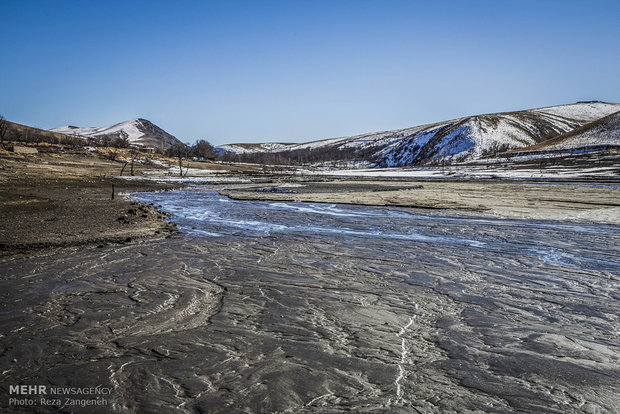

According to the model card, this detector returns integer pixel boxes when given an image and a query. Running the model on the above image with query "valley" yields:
[0,100,619,413]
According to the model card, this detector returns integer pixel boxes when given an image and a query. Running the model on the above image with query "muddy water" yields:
[1,188,619,413]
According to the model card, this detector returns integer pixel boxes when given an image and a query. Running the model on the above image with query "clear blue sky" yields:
[1,0,619,145]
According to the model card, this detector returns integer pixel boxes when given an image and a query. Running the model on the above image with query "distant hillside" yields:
[2,120,78,144]
[509,110,620,154]
[216,142,297,154]
[216,102,620,166]
[51,119,184,150]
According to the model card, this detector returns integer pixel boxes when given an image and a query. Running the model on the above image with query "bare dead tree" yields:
[72,131,82,148]
[0,115,8,145]
[130,148,139,176]
[101,136,113,147]
[165,143,189,177]
[179,154,185,177]
[191,139,216,160]
[115,130,130,148]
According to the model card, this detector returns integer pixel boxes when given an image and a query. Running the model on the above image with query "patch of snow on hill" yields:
[290,137,350,151]
[532,102,620,122]
[545,112,620,151]
[217,143,295,153]
[216,144,253,154]
[52,119,145,141]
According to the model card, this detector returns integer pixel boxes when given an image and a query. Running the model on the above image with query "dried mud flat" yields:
[0,153,181,254]
[1,186,619,413]
[220,179,620,225]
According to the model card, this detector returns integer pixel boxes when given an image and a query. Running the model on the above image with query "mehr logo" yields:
[8,384,112,408]
[9,385,47,395]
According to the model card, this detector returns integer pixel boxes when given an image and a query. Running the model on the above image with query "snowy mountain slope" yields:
[216,102,620,166]
[376,110,589,166]
[531,101,619,121]
[510,110,620,153]
[51,119,184,150]
[217,142,297,154]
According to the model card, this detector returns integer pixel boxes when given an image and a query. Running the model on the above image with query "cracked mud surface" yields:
[1,189,619,413]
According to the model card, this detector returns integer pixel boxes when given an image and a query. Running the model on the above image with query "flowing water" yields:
[132,189,620,275]
[1,187,619,413]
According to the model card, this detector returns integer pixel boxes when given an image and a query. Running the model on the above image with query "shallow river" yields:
[1,187,619,413]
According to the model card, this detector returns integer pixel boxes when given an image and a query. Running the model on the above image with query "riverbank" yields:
[220,179,620,224]
[0,151,184,255]
[3,148,619,257]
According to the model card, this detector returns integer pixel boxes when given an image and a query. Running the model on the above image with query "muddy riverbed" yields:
[1,188,619,413]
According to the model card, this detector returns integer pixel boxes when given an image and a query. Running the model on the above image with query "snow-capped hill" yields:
[531,101,619,122]
[351,102,620,165]
[513,110,620,153]
[376,109,597,166]
[217,142,296,154]
[51,118,184,150]
[216,101,620,166]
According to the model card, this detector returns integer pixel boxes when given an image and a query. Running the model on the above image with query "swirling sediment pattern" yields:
[1,190,619,413]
